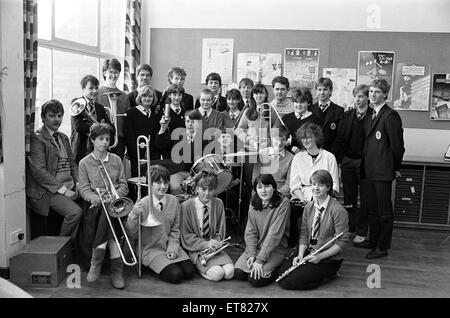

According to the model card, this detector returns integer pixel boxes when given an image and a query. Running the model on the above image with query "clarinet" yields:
[276,232,344,283]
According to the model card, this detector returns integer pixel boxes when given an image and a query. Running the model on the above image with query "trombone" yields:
[104,92,127,150]
[69,97,99,125]
[136,135,162,277]
[96,159,137,266]
[258,102,286,151]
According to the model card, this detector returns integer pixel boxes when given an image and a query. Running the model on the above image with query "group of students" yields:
[26,57,405,291]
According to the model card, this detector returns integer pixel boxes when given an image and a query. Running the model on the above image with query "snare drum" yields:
[191,154,232,195]
[181,176,195,196]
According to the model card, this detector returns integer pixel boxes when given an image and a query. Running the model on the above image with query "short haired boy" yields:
[160,66,194,111]
[128,64,162,108]
[360,79,404,259]
[337,84,372,244]
[71,74,112,164]
[310,77,344,158]
[195,72,227,112]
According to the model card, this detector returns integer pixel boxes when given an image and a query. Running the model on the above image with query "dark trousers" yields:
[240,163,254,225]
[288,202,304,247]
[234,268,277,288]
[158,260,196,284]
[341,156,369,236]
[277,257,342,290]
[48,193,82,241]
[367,180,394,250]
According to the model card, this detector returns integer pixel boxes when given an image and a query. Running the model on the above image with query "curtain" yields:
[24,0,38,154]
[123,0,141,93]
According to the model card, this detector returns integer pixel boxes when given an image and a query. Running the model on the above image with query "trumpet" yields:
[199,236,231,266]
[104,91,127,150]
[96,159,137,266]
[69,97,99,125]
[276,232,344,283]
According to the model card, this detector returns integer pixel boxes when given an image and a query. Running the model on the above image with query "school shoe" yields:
[110,257,125,289]
[366,248,388,259]
[353,235,366,244]
[87,248,106,282]
[353,240,376,249]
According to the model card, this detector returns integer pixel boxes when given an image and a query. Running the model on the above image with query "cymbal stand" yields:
[228,159,246,250]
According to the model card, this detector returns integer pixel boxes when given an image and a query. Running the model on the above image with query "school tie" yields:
[203,110,208,119]
[52,132,61,149]
[371,112,377,120]
[230,113,235,120]
[320,104,327,112]
[312,206,325,240]
[159,202,164,212]
[202,205,210,238]
[175,108,181,115]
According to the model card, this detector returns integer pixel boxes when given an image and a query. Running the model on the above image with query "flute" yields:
[276,232,344,283]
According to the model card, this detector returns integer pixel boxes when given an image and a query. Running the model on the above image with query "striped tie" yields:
[202,205,210,238]
[312,206,325,240]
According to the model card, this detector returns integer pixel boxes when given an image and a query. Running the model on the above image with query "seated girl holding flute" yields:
[278,169,348,290]
[234,174,290,287]
[126,165,195,284]
[180,170,234,281]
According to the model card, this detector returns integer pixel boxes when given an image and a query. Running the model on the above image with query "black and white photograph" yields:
[1,0,449,306]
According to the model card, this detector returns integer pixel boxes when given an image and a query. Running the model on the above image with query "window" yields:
[36,0,126,136]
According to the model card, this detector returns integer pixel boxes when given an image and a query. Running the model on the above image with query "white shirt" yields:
[91,152,110,163]
[141,194,166,226]
[137,105,151,117]
[295,111,312,120]
[201,107,213,118]
[313,195,331,223]
[186,130,197,143]
[171,104,182,114]
[229,109,240,119]
[372,104,384,116]
[194,197,211,233]
[318,100,331,111]
[289,149,339,200]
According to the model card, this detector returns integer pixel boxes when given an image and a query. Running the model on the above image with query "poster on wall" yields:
[237,53,260,83]
[260,54,282,85]
[392,63,431,111]
[323,68,357,111]
[284,48,320,93]
[357,51,395,101]
[237,53,282,85]
[430,73,450,120]
[201,38,234,84]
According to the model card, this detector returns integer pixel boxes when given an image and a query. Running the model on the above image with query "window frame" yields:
[36,0,126,134]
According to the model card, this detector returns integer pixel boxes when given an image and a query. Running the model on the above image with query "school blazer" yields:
[311,102,344,157]
[362,104,405,181]
[70,98,111,163]
[336,107,373,164]
[26,127,78,216]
